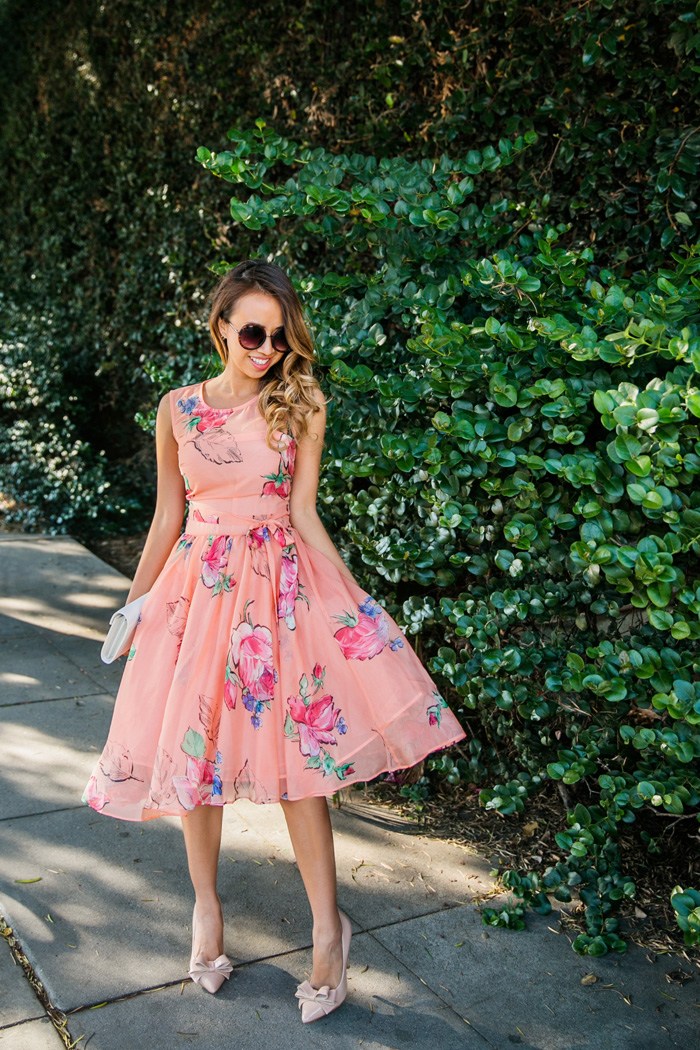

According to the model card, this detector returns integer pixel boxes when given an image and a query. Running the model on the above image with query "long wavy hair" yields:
[206,259,326,451]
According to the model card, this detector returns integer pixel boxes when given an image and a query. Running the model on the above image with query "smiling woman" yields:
[81,257,466,1021]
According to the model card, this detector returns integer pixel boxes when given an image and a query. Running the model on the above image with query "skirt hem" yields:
[83,726,467,823]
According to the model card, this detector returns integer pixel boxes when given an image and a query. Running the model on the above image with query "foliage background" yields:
[1,0,699,956]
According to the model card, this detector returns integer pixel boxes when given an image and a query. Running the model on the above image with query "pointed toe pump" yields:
[295,908,352,1023]
[188,904,233,995]
[189,954,234,995]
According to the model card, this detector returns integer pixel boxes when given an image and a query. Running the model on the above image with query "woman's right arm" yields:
[124,392,186,604]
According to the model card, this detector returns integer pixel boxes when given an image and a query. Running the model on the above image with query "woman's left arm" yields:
[288,389,357,585]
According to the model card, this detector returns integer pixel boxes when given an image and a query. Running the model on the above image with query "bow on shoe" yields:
[295,979,337,1009]
[189,954,234,981]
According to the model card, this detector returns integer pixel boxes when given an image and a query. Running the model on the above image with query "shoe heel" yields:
[189,903,233,995]
[295,907,352,1023]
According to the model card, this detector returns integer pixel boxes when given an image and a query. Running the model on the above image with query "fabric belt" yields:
[184,500,293,537]
[182,500,298,627]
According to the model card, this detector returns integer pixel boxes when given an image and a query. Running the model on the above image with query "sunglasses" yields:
[226,321,290,355]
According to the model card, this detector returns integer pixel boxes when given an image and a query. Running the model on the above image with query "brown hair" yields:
[206,259,327,450]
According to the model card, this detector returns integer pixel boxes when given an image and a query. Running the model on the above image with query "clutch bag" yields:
[100,591,149,664]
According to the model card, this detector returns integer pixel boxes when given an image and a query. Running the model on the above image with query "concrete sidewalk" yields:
[0,532,697,1050]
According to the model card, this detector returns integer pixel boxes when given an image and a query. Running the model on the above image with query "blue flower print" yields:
[243,690,265,729]
[212,750,223,798]
[177,395,199,415]
[337,716,348,735]
[358,596,383,619]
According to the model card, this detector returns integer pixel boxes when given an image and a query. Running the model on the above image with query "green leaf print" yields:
[127,645,136,661]
[182,727,206,758]
[283,712,296,738]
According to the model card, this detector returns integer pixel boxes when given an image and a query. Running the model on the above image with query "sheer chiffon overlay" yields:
[82,381,466,820]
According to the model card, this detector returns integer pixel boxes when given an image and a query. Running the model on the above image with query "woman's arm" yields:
[124,392,186,603]
[289,389,357,585]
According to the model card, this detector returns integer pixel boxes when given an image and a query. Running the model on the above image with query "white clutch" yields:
[100,592,149,664]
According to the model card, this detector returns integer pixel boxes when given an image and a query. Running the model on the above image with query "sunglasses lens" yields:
[272,328,290,354]
[238,324,266,350]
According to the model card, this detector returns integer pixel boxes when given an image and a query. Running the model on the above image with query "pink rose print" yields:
[427,689,449,727]
[278,544,300,629]
[201,535,236,595]
[192,404,229,433]
[177,396,243,462]
[284,664,353,781]
[287,692,340,756]
[247,522,287,580]
[192,508,219,523]
[260,436,296,499]
[172,727,215,811]
[281,436,296,481]
[83,774,110,811]
[223,601,279,728]
[246,524,308,625]
[333,596,403,660]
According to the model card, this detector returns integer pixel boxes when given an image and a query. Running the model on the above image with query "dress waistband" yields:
[184,500,293,536]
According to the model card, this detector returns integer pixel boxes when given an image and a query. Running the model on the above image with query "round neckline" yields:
[198,380,260,412]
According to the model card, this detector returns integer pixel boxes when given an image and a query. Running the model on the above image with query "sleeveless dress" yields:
[82,380,466,821]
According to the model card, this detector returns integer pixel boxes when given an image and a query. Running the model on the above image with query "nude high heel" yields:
[294,908,352,1023]
[188,903,233,994]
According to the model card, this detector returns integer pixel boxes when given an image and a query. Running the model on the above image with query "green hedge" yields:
[190,123,700,954]
[1,2,698,535]
[1,0,699,955]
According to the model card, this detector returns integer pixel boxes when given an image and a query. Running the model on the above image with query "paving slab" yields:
[371,905,700,1049]
[233,795,494,925]
[2,533,699,1050]
[0,615,42,640]
[44,633,127,695]
[0,803,314,1011]
[0,535,128,639]
[0,693,116,820]
[0,635,106,707]
[0,937,45,1028]
[0,1019,65,1049]
[64,930,482,1050]
[0,793,491,1015]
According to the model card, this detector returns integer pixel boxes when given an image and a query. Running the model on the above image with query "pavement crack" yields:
[1,915,74,1048]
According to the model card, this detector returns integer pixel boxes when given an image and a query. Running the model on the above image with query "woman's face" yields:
[218,291,286,380]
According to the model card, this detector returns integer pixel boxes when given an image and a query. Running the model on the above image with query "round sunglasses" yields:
[226,321,290,355]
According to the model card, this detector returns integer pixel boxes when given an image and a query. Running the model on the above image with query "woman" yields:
[83,259,466,1023]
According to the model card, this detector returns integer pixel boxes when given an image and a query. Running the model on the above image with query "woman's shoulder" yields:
[157,380,201,409]
[170,380,201,401]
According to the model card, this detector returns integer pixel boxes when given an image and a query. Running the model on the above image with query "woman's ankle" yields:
[194,891,222,912]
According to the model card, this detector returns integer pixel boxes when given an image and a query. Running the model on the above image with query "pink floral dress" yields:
[82,381,466,820]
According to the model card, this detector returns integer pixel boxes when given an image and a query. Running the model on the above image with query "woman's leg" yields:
[279,795,344,988]
[181,805,225,959]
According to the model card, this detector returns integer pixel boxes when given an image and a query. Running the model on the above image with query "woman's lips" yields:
[249,356,271,371]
